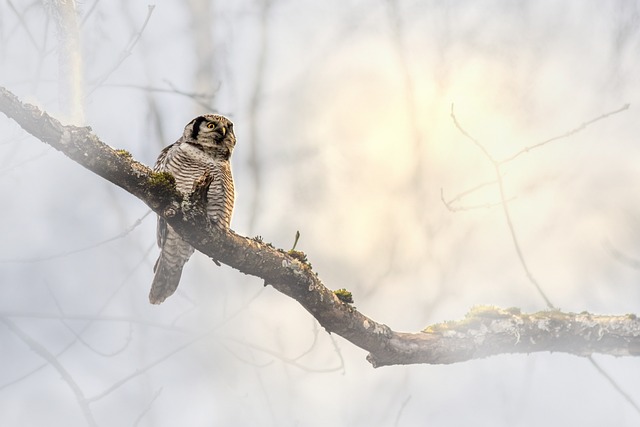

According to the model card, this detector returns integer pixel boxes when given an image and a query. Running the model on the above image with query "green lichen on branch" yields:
[288,249,308,263]
[423,305,522,333]
[146,171,182,201]
[252,235,275,248]
[114,148,133,160]
[334,288,354,304]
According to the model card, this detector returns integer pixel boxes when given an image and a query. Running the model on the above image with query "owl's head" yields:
[184,114,236,160]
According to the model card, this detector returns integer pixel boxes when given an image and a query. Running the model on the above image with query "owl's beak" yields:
[221,127,227,136]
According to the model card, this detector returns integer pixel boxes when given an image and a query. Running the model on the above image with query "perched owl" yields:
[149,114,236,304]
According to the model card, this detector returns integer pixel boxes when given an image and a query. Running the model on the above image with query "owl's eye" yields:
[206,122,215,129]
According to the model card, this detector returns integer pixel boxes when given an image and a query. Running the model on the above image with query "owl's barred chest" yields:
[165,142,235,228]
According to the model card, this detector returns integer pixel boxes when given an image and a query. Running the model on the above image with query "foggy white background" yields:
[1,1,640,426]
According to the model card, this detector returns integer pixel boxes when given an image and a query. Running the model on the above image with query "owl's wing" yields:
[153,142,177,255]
[154,143,174,171]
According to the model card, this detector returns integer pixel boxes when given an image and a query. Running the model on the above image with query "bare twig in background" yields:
[89,5,155,94]
[0,243,160,393]
[87,289,265,402]
[48,0,85,123]
[498,103,630,164]
[6,0,40,50]
[394,396,412,427]
[605,240,640,270]
[589,356,640,414]
[441,187,516,212]
[133,387,164,427]
[0,210,152,263]
[449,103,629,308]
[186,0,217,109]
[225,336,344,373]
[44,280,134,357]
[449,102,638,413]
[247,0,273,233]
[0,317,97,426]
[164,79,221,111]
[446,103,630,206]
[79,0,101,26]
[0,311,184,334]
[385,0,425,195]
[450,104,555,309]
[0,149,50,176]
[440,180,498,208]
[224,319,344,373]
[382,0,427,304]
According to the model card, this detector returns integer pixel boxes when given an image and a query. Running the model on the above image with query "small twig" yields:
[1,317,97,426]
[6,0,40,50]
[89,5,155,93]
[247,0,273,233]
[133,387,164,427]
[87,330,209,403]
[498,104,630,165]
[163,80,222,111]
[291,230,301,251]
[605,240,640,270]
[97,81,221,111]
[588,356,640,415]
[87,288,265,402]
[0,244,161,393]
[495,166,556,309]
[449,102,640,414]
[79,0,102,27]
[0,210,153,263]
[386,0,425,196]
[450,103,498,164]
[440,179,499,206]
[45,279,135,357]
[450,104,555,309]
[292,321,321,362]
[185,0,218,109]
[0,149,50,176]
[50,0,85,122]
[393,396,412,427]
[441,187,516,212]
[225,336,344,373]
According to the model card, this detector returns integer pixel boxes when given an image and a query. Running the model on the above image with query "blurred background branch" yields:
[46,0,85,123]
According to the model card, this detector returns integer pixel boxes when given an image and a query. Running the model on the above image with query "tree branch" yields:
[1,86,639,367]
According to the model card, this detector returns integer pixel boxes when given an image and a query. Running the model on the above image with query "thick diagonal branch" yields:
[1,86,639,367]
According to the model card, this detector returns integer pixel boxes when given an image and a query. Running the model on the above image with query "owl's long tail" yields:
[149,236,195,304]
[149,256,184,304]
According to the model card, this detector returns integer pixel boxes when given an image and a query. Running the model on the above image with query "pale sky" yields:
[1,1,639,426]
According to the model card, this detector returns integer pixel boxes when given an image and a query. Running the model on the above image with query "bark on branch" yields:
[2,86,639,367]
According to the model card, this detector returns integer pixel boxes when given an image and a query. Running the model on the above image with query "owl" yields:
[149,114,236,304]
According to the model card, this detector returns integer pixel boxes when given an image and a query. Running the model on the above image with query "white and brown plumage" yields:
[149,114,236,304]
